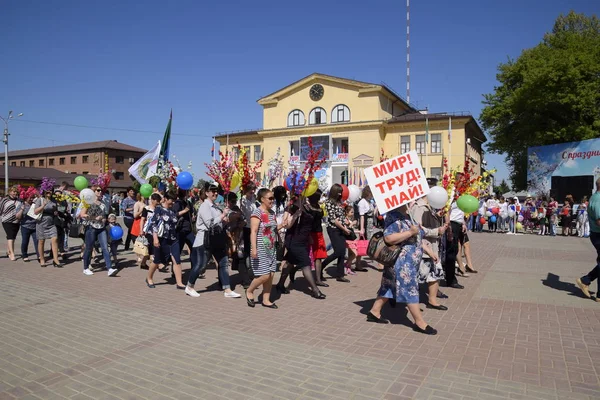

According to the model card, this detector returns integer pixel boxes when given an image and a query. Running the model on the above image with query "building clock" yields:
[309,84,324,101]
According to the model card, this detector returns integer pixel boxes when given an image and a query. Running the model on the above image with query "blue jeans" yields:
[508,217,515,233]
[188,245,230,289]
[20,226,39,259]
[83,227,112,270]
[581,232,600,285]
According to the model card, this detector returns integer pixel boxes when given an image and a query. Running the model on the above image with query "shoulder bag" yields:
[367,231,401,268]
[27,201,42,221]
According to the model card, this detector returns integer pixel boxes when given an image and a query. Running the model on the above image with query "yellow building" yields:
[214,73,486,187]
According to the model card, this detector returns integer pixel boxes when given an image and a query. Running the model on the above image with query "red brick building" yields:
[3,140,147,190]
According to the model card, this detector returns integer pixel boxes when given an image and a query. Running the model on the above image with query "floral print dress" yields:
[376,211,423,304]
[251,208,278,276]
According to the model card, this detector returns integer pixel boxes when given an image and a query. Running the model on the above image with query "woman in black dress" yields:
[276,196,326,299]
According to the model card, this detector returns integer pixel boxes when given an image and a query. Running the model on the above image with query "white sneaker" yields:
[224,291,241,298]
[83,269,94,276]
[107,268,118,277]
[185,286,200,297]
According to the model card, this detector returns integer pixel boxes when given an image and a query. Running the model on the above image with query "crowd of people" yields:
[3,175,598,336]
[467,193,590,237]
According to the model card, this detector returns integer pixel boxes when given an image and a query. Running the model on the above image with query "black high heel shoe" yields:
[53,261,64,268]
[311,290,326,300]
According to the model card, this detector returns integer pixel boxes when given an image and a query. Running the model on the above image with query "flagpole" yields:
[448,116,452,170]
[425,115,429,178]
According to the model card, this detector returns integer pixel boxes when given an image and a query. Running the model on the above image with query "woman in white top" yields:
[185,182,240,298]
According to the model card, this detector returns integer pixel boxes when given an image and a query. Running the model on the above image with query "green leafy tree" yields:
[480,11,600,190]
[494,179,511,196]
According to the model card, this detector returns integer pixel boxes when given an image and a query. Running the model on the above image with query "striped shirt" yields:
[0,197,22,223]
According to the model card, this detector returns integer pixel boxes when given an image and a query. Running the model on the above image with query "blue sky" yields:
[2,0,597,184]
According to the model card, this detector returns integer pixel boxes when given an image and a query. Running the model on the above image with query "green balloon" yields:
[140,183,153,198]
[74,176,88,191]
[456,194,479,214]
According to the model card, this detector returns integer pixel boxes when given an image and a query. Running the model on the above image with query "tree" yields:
[480,11,600,190]
[493,179,511,196]
[195,178,208,189]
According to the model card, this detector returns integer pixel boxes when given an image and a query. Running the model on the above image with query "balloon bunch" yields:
[266,148,284,188]
[17,185,38,201]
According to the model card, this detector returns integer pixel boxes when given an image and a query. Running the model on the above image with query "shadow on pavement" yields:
[353,298,414,328]
[542,272,595,298]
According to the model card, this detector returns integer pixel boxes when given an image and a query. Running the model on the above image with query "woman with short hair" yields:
[186,182,241,298]
[80,186,117,276]
[145,192,185,289]
[246,188,284,308]
[0,186,22,261]
[34,190,63,267]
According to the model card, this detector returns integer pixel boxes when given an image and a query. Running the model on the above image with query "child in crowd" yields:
[106,214,122,267]
[343,204,359,275]
[538,202,547,235]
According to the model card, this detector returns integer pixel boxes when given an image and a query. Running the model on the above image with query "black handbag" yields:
[69,223,85,238]
[275,231,285,262]
[344,228,357,241]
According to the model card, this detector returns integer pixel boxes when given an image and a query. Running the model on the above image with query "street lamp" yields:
[1,111,25,194]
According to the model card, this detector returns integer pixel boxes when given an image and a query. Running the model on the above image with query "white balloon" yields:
[508,209,516,217]
[348,185,361,203]
[500,212,508,219]
[486,210,493,217]
[426,186,448,209]
[80,188,96,204]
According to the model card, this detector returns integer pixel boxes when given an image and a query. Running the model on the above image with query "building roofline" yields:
[7,140,147,158]
[257,72,416,112]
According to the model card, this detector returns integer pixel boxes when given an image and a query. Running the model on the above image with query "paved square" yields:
[1,231,599,399]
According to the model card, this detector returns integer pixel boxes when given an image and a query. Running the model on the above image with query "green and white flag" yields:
[128,141,161,184]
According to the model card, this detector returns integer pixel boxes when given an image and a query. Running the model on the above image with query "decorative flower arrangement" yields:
[17,186,38,201]
[40,177,56,193]
[236,145,262,191]
[155,160,179,192]
[267,148,284,188]
[54,192,81,204]
[90,171,112,192]
[380,148,390,162]
[205,150,236,194]
[440,158,497,211]
[300,136,327,193]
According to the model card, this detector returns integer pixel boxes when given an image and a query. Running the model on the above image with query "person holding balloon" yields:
[321,184,352,282]
[106,214,123,267]
[79,186,118,277]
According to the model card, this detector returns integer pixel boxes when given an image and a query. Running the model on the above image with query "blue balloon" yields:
[110,225,123,240]
[490,216,497,223]
[176,171,194,190]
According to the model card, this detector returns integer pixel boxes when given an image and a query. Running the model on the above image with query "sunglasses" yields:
[267,197,275,201]
[95,189,102,192]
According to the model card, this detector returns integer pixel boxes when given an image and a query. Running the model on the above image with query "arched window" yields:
[331,104,350,123]
[287,109,305,127]
[309,107,327,125]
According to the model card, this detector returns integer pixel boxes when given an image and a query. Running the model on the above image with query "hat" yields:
[108,213,117,219]
[204,181,220,191]
[513,196,518,200]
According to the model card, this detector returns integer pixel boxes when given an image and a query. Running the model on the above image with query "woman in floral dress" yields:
[367,204,438,335]
[246,188,284,309]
